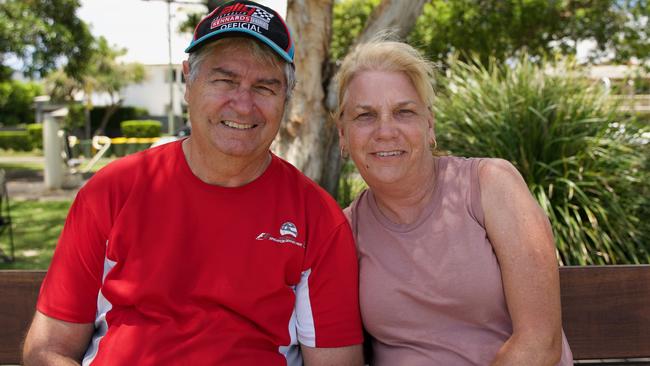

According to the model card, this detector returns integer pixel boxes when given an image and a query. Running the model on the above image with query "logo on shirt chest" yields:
[256,221,305,248]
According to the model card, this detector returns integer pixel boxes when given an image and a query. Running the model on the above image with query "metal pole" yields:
[167,0,175,135]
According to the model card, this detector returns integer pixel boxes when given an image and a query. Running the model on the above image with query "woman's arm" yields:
[478,158,563,366]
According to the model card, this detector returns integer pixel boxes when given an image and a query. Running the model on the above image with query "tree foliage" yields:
[46,37,145,136]
[0,79,43,126]
[0,0,94,80]
[330,0,380,60]
[327,0,650,65]
[408,0,649,65]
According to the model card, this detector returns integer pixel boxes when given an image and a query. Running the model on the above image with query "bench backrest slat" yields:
[1,266,649,364]
[560,265,650,359]
[0,270,45,364]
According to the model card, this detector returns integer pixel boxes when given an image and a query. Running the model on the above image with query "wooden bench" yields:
[1,266,649,365]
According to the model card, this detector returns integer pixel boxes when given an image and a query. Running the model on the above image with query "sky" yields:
[77,0,287,65]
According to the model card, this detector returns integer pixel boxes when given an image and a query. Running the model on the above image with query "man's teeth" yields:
[376,151,402,157]
[222,120,254,129]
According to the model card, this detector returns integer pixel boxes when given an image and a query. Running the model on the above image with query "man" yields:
[22,1,364,365]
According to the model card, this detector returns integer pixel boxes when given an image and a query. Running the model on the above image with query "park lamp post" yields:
[142,0,188,135]
[142,0,207,135]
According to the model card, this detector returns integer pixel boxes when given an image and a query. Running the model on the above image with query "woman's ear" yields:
[336,119,350,159]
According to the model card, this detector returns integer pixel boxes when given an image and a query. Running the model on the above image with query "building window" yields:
[165,69,177,83]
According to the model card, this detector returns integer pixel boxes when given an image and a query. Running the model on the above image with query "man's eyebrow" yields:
[256,77,282,86]
[207,67,282,86]
[208,67,237,78]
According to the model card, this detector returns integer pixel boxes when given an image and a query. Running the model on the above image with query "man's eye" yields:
[214,79,235,85]
[255,86,276,96]
[355,112,374,121]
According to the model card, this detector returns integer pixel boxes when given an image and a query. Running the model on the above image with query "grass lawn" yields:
[0,162,44,172]
[0,199,72,269]
[0,157,116,174]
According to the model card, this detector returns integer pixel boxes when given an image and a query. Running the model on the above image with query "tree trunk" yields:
[273,0,335,180]
[276,0,428,198]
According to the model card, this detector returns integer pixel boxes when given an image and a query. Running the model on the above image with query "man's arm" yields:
[23,311,94,366]
[301,344,364,366]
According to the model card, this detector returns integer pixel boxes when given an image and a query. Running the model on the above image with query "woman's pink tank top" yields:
[347,156,572,365]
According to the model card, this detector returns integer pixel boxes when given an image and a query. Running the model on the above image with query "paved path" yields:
[1,156,86,201]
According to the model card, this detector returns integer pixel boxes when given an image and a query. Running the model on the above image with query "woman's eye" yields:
[397,109,415,116]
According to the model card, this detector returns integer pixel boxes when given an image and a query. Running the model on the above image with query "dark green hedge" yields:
[120,120,162,138]
[26,123,43,150]
[0,131,32,151]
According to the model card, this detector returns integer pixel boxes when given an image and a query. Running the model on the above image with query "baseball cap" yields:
[185,0,294,64]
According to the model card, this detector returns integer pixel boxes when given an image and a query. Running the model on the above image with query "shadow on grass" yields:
[0,200,72,270]
[0,162,44,180]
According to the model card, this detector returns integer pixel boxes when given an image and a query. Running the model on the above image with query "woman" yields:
[335,40,573,365]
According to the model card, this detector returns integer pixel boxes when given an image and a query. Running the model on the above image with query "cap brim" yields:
[185,28,293,64]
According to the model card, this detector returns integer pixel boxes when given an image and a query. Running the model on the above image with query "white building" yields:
[121,63,187,120]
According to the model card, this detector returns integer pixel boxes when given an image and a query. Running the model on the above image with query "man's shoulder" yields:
[271,155,347,225]
[273,155,337,200]
[84,141,180,193]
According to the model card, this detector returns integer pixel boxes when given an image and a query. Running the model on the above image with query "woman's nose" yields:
[374,113,398,139]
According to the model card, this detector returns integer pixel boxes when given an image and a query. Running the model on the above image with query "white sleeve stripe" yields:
[82,241,115,365]
[295,268,315,347]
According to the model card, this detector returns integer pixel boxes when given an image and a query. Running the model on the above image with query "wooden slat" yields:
[0,270,45,364]
[1,266,649,363]
[560,265,650,360]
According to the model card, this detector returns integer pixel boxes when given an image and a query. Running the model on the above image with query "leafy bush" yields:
[337,160,368,208]
[26,123,43,150]
[121,120,162,138]
[435,57,649,265]
[64,103,86,132]
[0,80,43,126]
[0,131,32,151]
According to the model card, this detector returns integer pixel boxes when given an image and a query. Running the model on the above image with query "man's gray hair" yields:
[187,37,296,101]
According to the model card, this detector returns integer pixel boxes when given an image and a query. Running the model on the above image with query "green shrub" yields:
[0,131,32,151]
[337,160,368,208]
[435,56,649,265]
[120,120,162,138]
[64,103,86,132]
[26,123,43,150]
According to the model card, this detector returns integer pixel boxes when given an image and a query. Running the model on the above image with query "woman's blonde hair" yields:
[334,39,436,119]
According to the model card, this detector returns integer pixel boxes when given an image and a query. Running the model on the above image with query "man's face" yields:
[183,42,287,163]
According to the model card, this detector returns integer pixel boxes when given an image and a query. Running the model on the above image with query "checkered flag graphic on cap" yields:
[251,6,274,21]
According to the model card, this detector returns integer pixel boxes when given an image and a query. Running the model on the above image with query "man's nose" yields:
[229,87,255,115]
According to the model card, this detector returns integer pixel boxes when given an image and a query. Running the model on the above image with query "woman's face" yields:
[338,70,435,187]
